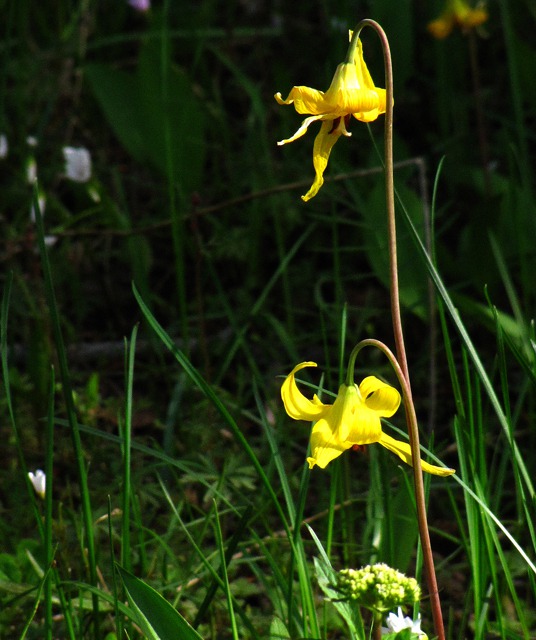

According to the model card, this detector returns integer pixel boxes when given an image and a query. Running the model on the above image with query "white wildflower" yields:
[28,469,46,499]
[382,607,427,638]
[63,146,92,183]
[26,157,37,184]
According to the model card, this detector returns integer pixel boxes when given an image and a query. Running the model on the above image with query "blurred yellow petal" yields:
[452,0,488,28]
[379,433,455,477]
[427,15,455,39]
[462,7,488,28]
[428,0,488,38]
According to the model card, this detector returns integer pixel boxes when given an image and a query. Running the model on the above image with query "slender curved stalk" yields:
[348,337,446,639]
[348,21,446,640]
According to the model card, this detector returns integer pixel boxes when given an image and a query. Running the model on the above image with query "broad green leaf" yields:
[117,565,203,640]
[269,617,291,640]
[381,479,418,574]
[85,37,205,195]
[84,63,147,163]
[313,556,364,640]
[137,38,205,194]
[362,180,429,319]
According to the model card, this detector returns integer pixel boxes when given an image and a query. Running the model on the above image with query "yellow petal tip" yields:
[425,464,456,477]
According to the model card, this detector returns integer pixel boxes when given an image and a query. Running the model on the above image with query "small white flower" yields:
[63,146,92,183]
[0,134,8,159]
[26,135,38,147]
[382,608,427,638]
[26,157,37,184]
[28,469,46,499]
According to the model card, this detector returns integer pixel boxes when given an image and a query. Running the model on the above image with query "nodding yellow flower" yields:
[428,0,488,39]
[275,38,386,202]
[281,362,455,476]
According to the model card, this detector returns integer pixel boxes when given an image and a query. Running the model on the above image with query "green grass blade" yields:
[133,283,292,536]
[193,504,254,627]
[121,325,138,573]
[43,366,55,640]
[452,469,536,576]
[397,185,535,500]
[256,386,320,638]
[158,480,260,639]
[1,272,15,425]
[32,187,100,635]
[213,223,317,385]
[307,526,364,640]
[212,502,239,640]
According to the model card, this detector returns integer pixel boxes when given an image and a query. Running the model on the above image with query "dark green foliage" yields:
[1,0,536,638]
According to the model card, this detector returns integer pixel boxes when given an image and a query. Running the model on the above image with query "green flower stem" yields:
[373,612,382,640]
[349,19,446,640]
[345,27,361,64]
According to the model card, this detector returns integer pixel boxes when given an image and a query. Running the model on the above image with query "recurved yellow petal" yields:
[359,376,401,417]
[275,33,387,199]
[275,86,330,115]
[281,362,330,421]
[277,114,325,146]
[379,432,455,477]
[302,119,347,201]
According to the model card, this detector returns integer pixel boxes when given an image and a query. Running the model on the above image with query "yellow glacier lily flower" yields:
[281,362,455,476]
[428,0,488,39]
[275,38,386,202]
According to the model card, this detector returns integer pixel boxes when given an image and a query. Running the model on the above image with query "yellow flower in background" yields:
[281,362,455,476]
[428,0,488,39]
[275,38,386,201]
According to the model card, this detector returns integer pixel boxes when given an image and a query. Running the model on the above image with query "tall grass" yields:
[1,1,535,639]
